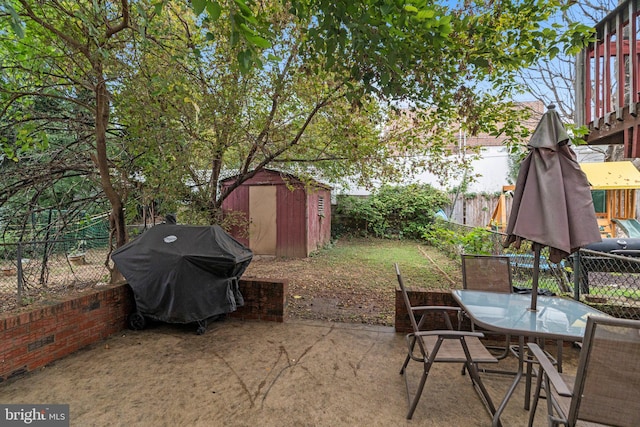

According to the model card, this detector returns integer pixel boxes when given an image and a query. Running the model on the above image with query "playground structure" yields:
[490,161,640,238]
[612,217,640,237]
[580,161,640,237]
[488,185,514,233]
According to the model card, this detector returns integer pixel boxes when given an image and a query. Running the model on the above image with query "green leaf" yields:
[246,34,271,49]
[237,50,252,73]
[153,2,164,15]
[6,4,25,38]
[472,56,489,69]
[416,10,435,20]
[191,0,207,16]
[326,53,335,69]
[230,29,240,45]
[239,22,258,36]
[404,5,418,13]
[233,0,253,17]
[207,1,222,21]
[238,12,258,25]
[439,15,451,26]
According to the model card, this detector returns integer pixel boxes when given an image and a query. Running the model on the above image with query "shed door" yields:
[249,186,277,255]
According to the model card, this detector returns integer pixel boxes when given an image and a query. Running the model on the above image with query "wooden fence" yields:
[447,190,640,233]
[446,193,512,229]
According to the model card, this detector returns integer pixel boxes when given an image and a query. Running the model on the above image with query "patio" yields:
[0,318,579,426]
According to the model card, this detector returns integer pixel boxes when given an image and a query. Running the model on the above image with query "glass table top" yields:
[451,290,611,341]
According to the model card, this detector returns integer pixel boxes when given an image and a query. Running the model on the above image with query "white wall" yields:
[335,144,606,198]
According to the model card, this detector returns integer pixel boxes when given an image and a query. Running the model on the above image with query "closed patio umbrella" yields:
[503,104,601,311]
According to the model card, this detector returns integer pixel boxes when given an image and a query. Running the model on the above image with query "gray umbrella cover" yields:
[503,106,601,264]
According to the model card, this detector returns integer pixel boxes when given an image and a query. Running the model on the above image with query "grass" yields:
[245,237,463,325]
[592,285,640,299]
[248,236,463,291]
[309,237,462,289]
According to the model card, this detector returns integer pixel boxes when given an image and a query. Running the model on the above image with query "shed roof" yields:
[580,161,640,190]
[220,168,332,190]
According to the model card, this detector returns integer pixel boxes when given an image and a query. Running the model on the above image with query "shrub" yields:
[335,184,449,239]
[423,221,497,257]
[457,226,495,254]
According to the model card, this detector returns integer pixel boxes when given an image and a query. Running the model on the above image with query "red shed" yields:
[220,169,331,258]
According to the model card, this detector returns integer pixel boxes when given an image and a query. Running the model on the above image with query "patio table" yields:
[451,289,610,427]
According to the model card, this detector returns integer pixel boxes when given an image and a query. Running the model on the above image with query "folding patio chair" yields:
[527,316,640,427]
[461,253,560,412]
[395,263,499,422]
[461,254,514,360]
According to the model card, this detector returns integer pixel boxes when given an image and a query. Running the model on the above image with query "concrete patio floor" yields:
[0,318,579,426]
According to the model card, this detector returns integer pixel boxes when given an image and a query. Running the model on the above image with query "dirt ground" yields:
[242,242,459,326]
[244,256,398,325]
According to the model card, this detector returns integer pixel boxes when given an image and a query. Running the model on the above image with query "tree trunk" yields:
[95,66,127,283]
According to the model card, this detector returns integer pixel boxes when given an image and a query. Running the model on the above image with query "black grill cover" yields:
[111,224,253,323]
[584,238,640,255]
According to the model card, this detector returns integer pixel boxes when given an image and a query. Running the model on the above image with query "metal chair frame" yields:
[461,254,514,361]
[460,253,561,412]
[396,263,500,423]
[528,316,640,427]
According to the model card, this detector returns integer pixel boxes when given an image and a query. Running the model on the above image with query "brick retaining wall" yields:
[0,278,288,382]
[230,278,288,322]
[395,289,465,333]
[0,285,133,383]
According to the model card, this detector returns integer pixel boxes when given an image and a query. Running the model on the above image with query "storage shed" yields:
[220,169,331,258]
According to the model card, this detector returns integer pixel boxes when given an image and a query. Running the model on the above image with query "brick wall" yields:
[231,278,288,322]
[395,289,467,333]
[0,278,288,382]
[0,285,133,383]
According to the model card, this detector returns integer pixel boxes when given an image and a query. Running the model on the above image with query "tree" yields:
[114,2,388,223]
[517,1,616,124]
[1,0,588,259]
[0,1,142,254]
[116,0,584,222]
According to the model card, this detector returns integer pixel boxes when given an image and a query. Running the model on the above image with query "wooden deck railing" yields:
[576,0,640,155]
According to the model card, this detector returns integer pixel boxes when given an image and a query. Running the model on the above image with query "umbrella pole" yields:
[530,243,541,311]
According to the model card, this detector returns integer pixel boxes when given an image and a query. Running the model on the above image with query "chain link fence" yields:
[3,220,640,320]
[0,238,112,312]
[568,249,640,319]
[437,221,640,320]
